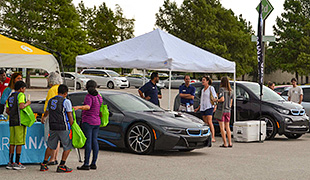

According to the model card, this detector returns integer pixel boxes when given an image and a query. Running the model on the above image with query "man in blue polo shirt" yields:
[178,75,195,112]
[138,72,160,106]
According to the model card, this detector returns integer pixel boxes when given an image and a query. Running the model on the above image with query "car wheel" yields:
[263,116,277,140]
[128,83,130,88]
[284,133,302,139]
[76,82,81,90]
[126,123,154,154]
[135,86,139,89]
[107,81,114,89]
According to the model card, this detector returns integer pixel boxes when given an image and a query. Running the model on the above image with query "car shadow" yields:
[99,145,208,156]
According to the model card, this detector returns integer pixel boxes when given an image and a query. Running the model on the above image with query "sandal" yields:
[219,144,228,148]
[228,144,233,148]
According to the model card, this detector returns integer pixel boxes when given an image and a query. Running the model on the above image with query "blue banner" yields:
[0,121,46,165]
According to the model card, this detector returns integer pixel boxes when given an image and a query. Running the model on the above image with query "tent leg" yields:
[143,69,146,85]
[74,66,77,91]
[168,70,172,110]
[233,70,236,123]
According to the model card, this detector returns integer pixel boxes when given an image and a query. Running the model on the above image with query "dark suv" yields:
[174,81,309,140]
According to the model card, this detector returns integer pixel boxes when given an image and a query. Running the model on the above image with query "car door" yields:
[301,87,310,116]
[98,97,125,144]
[66,73,74,87]
[81,70,101,86]
[235,84,253,120]
[97,71,109,87]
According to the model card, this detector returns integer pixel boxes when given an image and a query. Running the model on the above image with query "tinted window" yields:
[107,94,163,112]
[281,90,288,96]
[236,86,249,99]
[68,93,87,106]
[303,88,310,102]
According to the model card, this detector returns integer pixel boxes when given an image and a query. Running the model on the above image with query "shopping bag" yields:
[98,94,109,127]
[20,105,36,127]
[71,109,86,148]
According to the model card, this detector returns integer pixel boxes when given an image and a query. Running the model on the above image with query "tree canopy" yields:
[270,0,310,79]
[155,0,257,77]
[0,0,135,67]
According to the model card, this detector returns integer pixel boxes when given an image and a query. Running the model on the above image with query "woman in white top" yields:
[195,76,217,142]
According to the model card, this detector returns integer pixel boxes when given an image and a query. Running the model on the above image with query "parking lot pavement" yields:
[5,78,308,179]
[2,134,310,179]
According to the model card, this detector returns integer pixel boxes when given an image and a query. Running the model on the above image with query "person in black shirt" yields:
[40,84,74,173]
[138,72,160,106]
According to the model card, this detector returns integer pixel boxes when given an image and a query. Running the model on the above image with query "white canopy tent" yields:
[76,29,236,122]
[0,34,60,72]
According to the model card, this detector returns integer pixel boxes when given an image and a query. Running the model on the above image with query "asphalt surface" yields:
[2,78,310,179]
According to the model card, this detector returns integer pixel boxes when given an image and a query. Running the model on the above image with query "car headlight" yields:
[275,107,290,115]
[162,126,185,134]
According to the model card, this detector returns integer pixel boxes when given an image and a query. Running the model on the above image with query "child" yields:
[40,84,74,173]
[6,81,30,170]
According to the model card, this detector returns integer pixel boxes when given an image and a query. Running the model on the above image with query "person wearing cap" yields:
[288,78,303,104]
[178,75,195,112]
[0,69,11,114]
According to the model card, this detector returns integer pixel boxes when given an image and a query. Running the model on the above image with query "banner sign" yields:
[0,122,46,165]
[257,1,264,95]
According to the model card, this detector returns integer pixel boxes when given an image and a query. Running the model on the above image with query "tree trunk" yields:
[242,75,245,81]
[26,69,31,88]
[295,71,299,83]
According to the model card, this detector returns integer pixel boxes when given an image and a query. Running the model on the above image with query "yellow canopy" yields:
[0,34,59,72]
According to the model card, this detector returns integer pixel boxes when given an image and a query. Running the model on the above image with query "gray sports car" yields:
[31,91,211,154]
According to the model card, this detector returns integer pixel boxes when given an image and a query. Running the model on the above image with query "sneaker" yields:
[6,162,14,170]
[40,163,49,171]
[90,164,97,170]
[77,165,90,170]
[13,163,26,170]
[56,165,73,173]
[47,160,58,165]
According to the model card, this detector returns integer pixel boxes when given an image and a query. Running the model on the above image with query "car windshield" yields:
[107,94,163,112]
[77,74,87,78]
[107,71,120,77]
[246,83,284,101]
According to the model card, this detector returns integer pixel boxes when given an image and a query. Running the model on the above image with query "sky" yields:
[72,0,285,36]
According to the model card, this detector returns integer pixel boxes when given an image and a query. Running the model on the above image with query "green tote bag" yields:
[20,104,36,127]
[71,109,87,148]
[98,94,109,127]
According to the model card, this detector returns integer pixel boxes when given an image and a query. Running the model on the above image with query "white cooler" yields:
[233,121,266,142]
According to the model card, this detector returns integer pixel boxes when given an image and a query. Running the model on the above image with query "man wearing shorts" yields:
[40,84,74,173]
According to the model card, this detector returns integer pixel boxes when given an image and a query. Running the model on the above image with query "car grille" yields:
[121,80,127,82]
[186,128,210,136]
[291,109,305,116]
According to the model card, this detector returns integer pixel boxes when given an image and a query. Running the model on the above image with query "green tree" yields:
[0,0,94,67]
[155,0,256,77]
[271,0,310,80]
[77,2,135,50]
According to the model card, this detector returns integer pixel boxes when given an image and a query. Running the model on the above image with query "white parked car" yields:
[61,72,90,90]
[80,69,129,89]
[281,85,310,116]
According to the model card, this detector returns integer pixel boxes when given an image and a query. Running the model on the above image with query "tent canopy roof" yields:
[76,29,235,73]
[0,34,59,72]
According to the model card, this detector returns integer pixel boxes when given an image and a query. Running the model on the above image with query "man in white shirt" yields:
[288,78,303,104]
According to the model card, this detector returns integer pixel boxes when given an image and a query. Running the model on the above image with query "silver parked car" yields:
[281,85,310,116]
[61,72,90,89]
[163,76,199,89]
[80,69,129,89]
[126,74,165,89]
